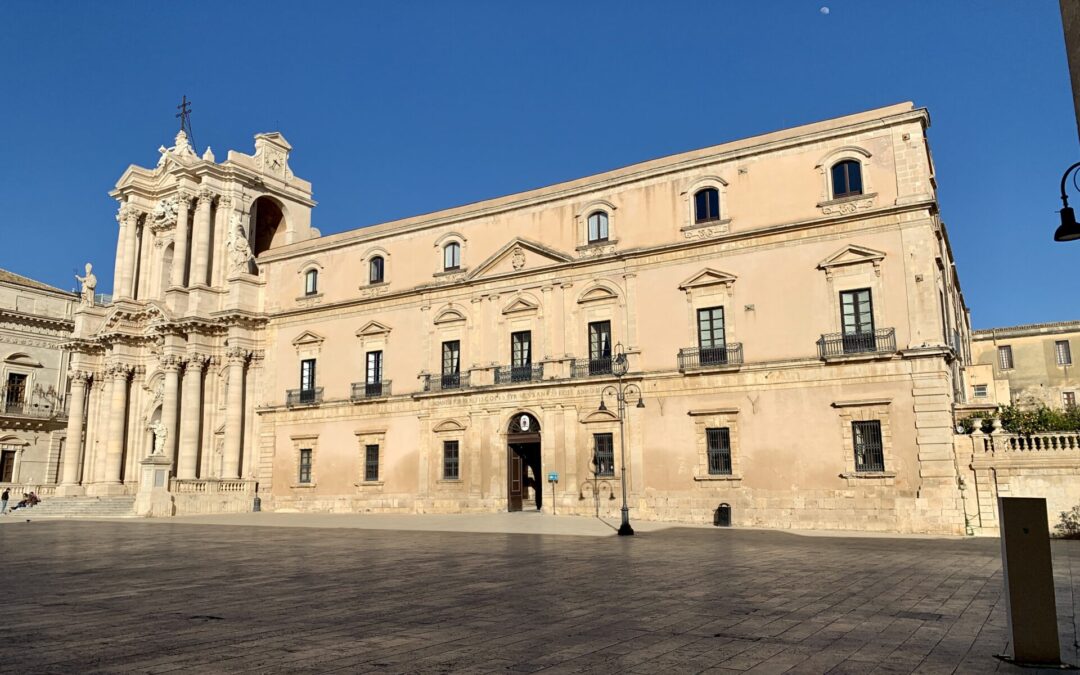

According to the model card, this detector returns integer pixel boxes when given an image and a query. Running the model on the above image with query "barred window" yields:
[998,345,1013,370]
[852,421,884,472]
[364,444,379,482]
[298,448,312,484]
[706,427,732,475]
[1065,391,1076,409]
[593,433,614,477]
[1056,340,1072,366]
[443,440,459,480]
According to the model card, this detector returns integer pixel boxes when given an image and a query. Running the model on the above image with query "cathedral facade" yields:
[62,102,975,533]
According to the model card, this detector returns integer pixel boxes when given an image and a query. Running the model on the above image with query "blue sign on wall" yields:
[547,472,559,482]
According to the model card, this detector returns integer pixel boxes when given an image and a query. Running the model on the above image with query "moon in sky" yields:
[820,6,830,14]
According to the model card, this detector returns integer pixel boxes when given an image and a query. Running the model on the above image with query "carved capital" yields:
[176,189,194,207]
[196,186,217,207]
[226,347,251,365]
[218,195,233,209]
[69,369,92,385]
[104,362,133,380]
[160,354,183,372]
[184,353,210,371]
[117,203,144,226]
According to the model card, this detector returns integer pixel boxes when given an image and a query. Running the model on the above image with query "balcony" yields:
[423,372,470,393]
[678,344,743,372]
[286,387,323,407]
[570,356,619,378]
[495,364,544,385]
[351,380,392,401]
[817,328,896,360]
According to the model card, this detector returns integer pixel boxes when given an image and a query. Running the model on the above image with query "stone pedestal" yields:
[134,454,175,518]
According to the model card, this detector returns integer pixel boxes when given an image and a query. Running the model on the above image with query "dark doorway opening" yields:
[506,412,542,512]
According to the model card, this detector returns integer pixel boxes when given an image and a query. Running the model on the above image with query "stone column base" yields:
[85,482,131,497]
[55,484,87,497]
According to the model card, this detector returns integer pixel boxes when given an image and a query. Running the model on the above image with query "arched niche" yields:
[251,196,288,256]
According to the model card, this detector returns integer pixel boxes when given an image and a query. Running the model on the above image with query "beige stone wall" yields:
[971,322,1080,408]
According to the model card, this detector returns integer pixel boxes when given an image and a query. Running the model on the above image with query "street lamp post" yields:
[1054,161,1080,242]
[598,343,644,537]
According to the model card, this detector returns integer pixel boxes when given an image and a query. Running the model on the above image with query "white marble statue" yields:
[150,421,167,455]
[225,216,254,275]
[74,263,97,307]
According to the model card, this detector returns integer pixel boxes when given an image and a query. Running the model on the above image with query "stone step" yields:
[9,496,137,519]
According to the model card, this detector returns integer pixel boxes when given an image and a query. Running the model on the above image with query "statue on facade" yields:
[150,196,178,232]
[150,421,168,455]
[225,215,254,275]
[74,263,97,307]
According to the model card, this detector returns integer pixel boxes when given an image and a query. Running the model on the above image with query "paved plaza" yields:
[0,517,1077,674]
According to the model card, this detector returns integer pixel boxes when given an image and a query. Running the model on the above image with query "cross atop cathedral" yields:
[176,95,195,147]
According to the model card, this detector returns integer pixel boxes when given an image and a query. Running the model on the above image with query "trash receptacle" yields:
[714,503,731,527]
[253,494,262,512]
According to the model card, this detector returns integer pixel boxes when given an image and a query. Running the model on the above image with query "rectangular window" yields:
[588,321,612,375]
[998,345,1014,370]
[304,270,318,295]
[1064,391,1076,409]
[1056,340,1072,366]
[441,340,461,388]
[299,359,316,403]
[365,351,384,397]
[852,421,885,472]
[840,289,875,353]
[511,331,532,368]
[706,427,732,475]
[0,449,15,482]
[442,440,459,480]
[298,448,312,484]
[4,372,27,411]
[697,306,727,365]
[593,433,614,477]
[973,384,988,398]
[364,444,379,482]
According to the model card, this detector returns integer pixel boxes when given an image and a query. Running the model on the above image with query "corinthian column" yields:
[170,191,193,288]
[160,355,181,462]
[177,354,208,479]
[117,205,142,299]
[60,371,91,486]
[112,208,128,298]
[222,348,249,479]
[103,364,132,483]
[190,187,216,286]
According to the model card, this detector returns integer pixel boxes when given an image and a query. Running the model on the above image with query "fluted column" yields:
[117,205,141,299]
[103,364,132,483]
[160,356,181,462]
[170,191,193,288]
[60,371,90,486]
[112,208,128,298]
[190,187,215,286]
[222,348,249,479]
[177,354,208,479]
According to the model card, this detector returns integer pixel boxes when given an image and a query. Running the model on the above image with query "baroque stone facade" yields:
[63,102,981,533]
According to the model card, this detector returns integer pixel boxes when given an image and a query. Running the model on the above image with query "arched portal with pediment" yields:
[505,411,542,512]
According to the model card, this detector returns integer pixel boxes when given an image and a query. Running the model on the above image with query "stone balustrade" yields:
[0,483,57,497]
[171,478,256,495]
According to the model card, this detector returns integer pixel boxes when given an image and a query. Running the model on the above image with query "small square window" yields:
[298,448,312,484]
[443,440,459,480]
[998,345,1013,370]
[973,384,988,398]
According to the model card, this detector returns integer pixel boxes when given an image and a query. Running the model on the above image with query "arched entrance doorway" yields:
[507,412,541,512]
[251,196,286,257]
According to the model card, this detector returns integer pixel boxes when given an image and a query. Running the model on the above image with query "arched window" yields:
[587,211,609,243]
[694,188,720,224]
[369,256,384,284]
[443,242,461,271]
[304,269,318,296]
[831,160,863,199]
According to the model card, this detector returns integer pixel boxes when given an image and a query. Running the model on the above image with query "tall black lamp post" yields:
[1055,161,1080,242]
[598,343,644,537]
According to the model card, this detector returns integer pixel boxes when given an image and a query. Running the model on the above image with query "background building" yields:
[0,268,77,488]
[969,321,1079,408]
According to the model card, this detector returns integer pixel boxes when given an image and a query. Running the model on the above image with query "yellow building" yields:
[969,321,1080,409]
[58,102,980,533]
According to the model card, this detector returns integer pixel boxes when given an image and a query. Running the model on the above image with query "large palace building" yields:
[57,102,979,533]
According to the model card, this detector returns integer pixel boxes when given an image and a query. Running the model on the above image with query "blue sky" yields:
[0,1,1076,328]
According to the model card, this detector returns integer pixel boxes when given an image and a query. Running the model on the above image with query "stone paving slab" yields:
[0,520,1076,673]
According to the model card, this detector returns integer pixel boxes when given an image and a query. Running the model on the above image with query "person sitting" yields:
[27,492,40,507]
[8,493,30,512]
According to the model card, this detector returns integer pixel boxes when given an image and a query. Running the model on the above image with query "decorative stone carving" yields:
[69,369,92,384]
[577,243,617,259]
[511,247,526,270]
[226,347,251,365]
[682,224,729,240]
[74,263,97,307]
[150,197,179,233]
[196,186,216,206]
[104,362,133,380]
[202,146,215,162]
[225,215,254,276]
[156,129,197,170]
[117,203,143,226]
[184,353,210,371]
[150,421,167,455]
[819,197,874,216]
[160,354,182,372]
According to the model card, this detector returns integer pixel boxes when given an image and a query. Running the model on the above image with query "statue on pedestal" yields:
[75,263,97,307]
[150,421,168,455]
[225,215,254,276]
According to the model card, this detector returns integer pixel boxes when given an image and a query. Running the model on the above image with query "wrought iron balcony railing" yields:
[2,399,68,420]
[351,380,392,401]
[677,344,743,371]
[495,364,544,385]
[423,372,470,392]
[570,356,620,378]
[817,328,896,359]
[286,387,324,407]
